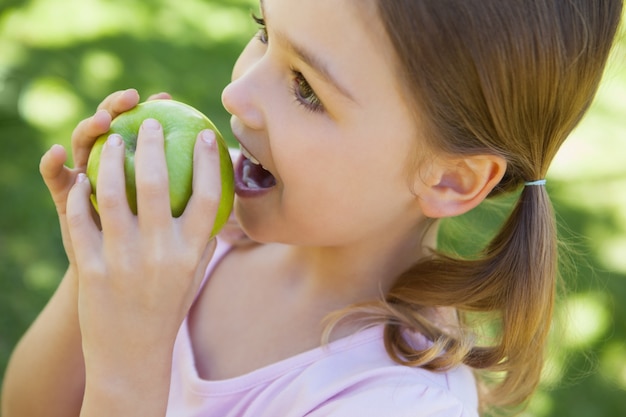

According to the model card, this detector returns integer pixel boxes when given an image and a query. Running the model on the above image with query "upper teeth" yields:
[241,146,260,165]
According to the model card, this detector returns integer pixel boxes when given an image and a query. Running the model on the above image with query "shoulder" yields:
[292,327,479,417]
[302,364,479,417]
[306,383,478,417]
[170,322,478,417]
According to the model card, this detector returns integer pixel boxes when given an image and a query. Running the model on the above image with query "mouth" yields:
[235,145,277,196]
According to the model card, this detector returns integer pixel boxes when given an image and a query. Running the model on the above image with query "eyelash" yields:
[253,14,269,44]
[252,14,324,113]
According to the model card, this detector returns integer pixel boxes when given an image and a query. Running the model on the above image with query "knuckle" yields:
[97,90,123,111]
[66,209,87,230]
[144,248,167,268]
[95,188,124,211]
[196,187,222,210]
[136,175,168,199]
[189,195,220,221]
[79,262,106,281]
[71,118,91,143]
[142,244,188,275]
[73,116,91,133]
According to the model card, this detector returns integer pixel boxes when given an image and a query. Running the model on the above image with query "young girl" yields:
[2,0,622,416]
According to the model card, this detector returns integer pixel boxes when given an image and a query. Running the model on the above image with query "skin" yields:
[2,90,223,416]
[193,0,504,380]
[2,0,506,415]
[190,0,436,379]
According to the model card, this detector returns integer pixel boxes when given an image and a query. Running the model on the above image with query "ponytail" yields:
[332,0,623,413]
[379,183,557,409]
[469,184,557,406]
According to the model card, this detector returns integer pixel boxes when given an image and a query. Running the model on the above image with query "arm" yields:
[1,268,84,417]
[1,90,169,417]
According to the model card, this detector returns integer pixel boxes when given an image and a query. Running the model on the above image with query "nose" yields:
[221,58,265,131]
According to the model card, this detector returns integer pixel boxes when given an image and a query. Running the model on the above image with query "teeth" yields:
[243,163,261,189]
[241,146,260,165]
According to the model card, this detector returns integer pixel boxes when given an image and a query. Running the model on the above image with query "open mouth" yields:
[235,146,277,193]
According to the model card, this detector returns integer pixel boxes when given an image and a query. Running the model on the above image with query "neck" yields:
[271,219,440,307]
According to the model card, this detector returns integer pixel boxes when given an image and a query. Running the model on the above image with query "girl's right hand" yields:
[64,116,222,415]
[39,89,171,267]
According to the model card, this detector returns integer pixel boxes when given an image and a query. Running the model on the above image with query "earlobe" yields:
[416,154,507,218]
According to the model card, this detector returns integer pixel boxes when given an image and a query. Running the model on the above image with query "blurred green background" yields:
[0,1,624,416]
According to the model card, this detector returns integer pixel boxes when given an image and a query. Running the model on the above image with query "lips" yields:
[234,146,277,196]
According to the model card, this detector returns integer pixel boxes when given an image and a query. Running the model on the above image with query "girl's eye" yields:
[250,13,323,113]
[252,14,268,44]
[292,70,324,113]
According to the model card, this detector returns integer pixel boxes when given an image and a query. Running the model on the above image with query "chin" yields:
[232,203,277,245]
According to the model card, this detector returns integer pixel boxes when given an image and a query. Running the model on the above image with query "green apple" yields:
[86,99,234,236]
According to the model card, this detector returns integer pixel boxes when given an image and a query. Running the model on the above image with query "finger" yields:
[40,145,73,208]
[66,173,102,266]
[71,109,112,170]
[96,88,141,117]
[73,89,142,169]
[40,145,77,258]
[181,130,222,242]
[40,144,68,175]
[134,119,172,228]
[146,92,172,101]
[72,89,139,168]
[96,134,134,235]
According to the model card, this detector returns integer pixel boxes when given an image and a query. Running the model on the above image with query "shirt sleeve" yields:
[302,384,478,417]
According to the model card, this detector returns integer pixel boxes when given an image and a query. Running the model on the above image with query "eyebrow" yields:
[259,0,356,102]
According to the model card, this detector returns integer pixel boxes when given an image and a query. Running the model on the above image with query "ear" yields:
[415,154,507,218]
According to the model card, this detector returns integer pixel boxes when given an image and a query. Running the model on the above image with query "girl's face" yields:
[222,0,426,246]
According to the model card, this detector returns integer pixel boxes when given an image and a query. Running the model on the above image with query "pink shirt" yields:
[166,240,479,417]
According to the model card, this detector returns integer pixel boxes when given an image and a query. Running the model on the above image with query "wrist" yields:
[65,264,79,286]
[82,350,173,417]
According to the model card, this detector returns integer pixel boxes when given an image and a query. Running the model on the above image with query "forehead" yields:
[263,0,382,44]
[264,0,401,99]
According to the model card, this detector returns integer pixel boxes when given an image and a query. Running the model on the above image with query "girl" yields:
[2,0,622,416]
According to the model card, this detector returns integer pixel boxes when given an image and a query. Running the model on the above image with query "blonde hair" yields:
[329,0,623,414]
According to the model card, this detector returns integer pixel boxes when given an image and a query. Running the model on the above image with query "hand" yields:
[40,89,171,267]
[65,118,222,414]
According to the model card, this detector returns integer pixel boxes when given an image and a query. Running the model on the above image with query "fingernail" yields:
[142,118,161,131]
[201,130,216,147]
[107,134,123,147]
[76,173,87,184]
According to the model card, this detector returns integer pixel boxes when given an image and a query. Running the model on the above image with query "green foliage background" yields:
[1,1,625,416]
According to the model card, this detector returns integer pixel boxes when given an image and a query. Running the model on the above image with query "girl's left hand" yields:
[66,118,222,415]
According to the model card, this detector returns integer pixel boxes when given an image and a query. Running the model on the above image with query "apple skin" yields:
[86,99,234,237]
